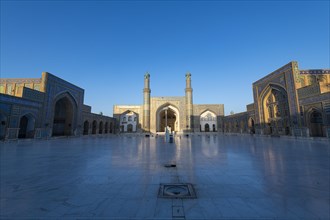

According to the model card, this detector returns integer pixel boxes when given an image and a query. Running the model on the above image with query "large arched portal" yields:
[52,96,75,136]
[157,105,180,132]
[18,114,35,138]
[261,84,290,135]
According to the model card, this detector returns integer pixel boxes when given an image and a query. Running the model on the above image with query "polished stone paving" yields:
[0,135,329,219]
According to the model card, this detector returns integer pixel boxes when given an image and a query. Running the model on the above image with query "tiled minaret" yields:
[185,72,193,132]
[143,72,151,132]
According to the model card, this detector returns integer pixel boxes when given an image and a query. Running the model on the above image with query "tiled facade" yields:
[0,72,115,140]
[1,61,328,139]
[223,61,330,138]
[113,73,225,133]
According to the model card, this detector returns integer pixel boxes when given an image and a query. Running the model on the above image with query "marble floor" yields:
[0,134,329,219]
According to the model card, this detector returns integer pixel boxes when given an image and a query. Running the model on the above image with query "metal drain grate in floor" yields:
[164,164,176,168]
[158,183,197,199]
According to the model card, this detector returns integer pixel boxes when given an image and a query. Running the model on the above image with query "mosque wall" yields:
[1,61,328,139]
[0,72,115,140]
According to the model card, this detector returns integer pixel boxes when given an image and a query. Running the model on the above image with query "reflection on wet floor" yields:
[1,135,329,219]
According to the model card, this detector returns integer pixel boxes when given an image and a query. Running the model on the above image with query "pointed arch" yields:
[105,122,109,133]
[53,91,78,107]
[204,123,210,132]
[99,121,103,134]
[127,124,133,132]
[306,107,324,137]
[156,103,180,132]
[18,113,36,138]
[248,117,255,134]
[200,109,217,116]
[92,120,97,134]
[110,122,113,133]
[52,92,78,136]
[200,110,217,132]
[259,83,290,135]
[83,120,89,135]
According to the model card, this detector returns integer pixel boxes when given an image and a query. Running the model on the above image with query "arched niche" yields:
[156,104,180,132]
[200,110,217,132]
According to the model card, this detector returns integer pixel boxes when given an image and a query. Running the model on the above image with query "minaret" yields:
[143,72,151,132]
[185,72,193,132]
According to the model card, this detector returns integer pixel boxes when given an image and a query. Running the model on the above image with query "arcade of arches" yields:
[0,72,116,140]
[0,62,329,139]
[83,120,114,135]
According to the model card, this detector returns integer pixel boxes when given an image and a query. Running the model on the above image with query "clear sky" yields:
[1,0,329,116]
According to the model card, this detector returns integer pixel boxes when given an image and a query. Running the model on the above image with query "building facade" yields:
[223,61,330,138]
[1,61,328,139]
[0,72,115,140]
[113,73,225,133]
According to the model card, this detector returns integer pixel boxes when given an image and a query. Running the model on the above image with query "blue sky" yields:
[1,0,329,116]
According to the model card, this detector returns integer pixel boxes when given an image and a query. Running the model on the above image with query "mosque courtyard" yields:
[0,134,329,219]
